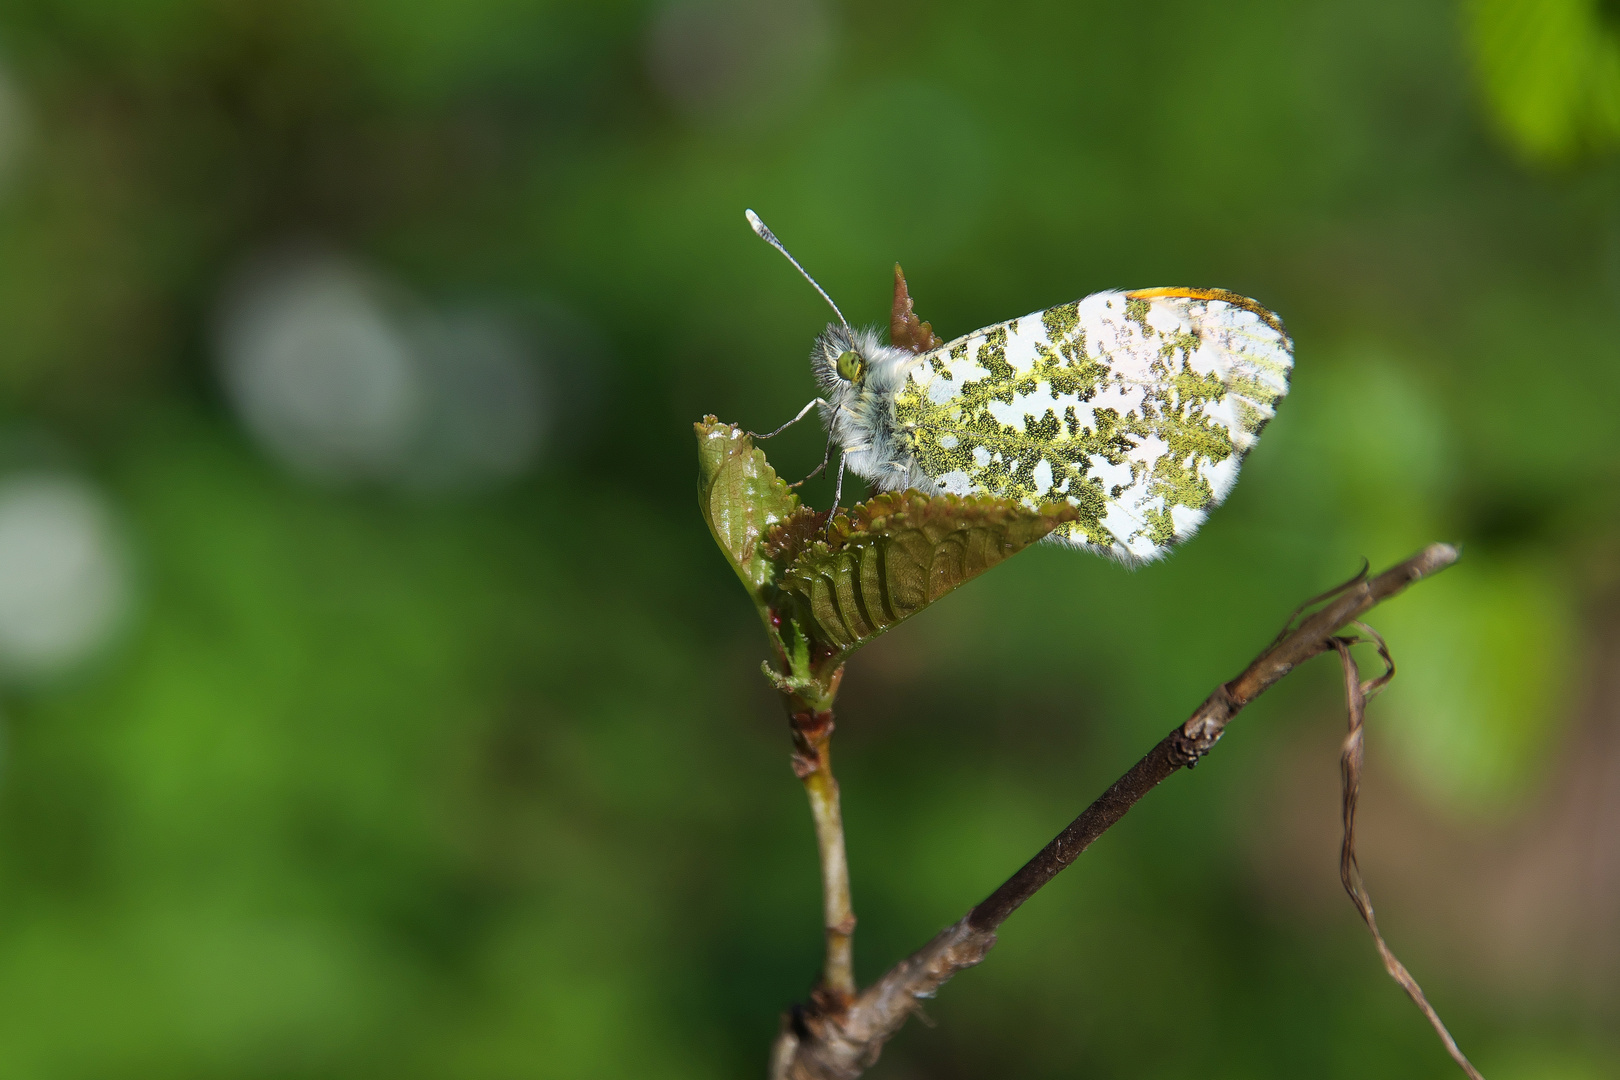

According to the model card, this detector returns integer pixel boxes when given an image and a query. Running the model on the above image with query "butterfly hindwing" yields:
[893,288,1293,563]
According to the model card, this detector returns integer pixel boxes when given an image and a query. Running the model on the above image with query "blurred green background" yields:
[0,0,1616,1076]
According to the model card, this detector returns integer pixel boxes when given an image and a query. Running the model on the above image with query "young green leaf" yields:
[775,491,1079,657]
[697,419,1078,673]
[695,417,800,605]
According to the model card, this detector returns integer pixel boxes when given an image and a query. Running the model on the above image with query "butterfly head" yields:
[812,323,868,387]
[811,323,883,402]
[835,348,864,383]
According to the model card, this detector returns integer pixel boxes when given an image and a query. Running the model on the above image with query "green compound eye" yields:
[835,350,863,382]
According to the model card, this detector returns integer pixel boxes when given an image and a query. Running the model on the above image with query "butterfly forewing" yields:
[893,289,1293,563]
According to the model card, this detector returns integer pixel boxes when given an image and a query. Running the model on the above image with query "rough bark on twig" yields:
[770,542,1462,1080]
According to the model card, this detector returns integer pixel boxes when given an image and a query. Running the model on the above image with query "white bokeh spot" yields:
[0,475,130,679]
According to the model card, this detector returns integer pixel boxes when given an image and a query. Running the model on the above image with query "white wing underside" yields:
[879,289,1294,564]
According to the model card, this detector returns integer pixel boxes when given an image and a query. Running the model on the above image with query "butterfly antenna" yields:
[745,209,855,344]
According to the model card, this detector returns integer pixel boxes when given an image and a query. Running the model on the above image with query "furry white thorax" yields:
[810,324,935,495]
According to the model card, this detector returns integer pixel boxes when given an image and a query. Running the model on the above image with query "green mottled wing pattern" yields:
[892,289,1293,563]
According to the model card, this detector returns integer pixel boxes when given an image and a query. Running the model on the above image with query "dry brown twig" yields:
[1332,625,1485,1080]
[770,542,1477,1080]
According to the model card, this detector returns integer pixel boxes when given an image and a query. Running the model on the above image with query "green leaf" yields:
[775,490,1079,657]
[694,417,799,605]
[696,418,1080,680]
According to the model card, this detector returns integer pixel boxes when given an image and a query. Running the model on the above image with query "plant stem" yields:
[791,707,857,999]
[772,543,1463,1080]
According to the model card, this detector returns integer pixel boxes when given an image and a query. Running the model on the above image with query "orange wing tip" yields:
[1125,287,1289,341]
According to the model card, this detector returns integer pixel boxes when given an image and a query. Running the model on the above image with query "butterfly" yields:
[745,210,1293,564]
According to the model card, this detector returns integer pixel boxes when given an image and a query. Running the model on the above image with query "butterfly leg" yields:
[747,397,825,440]
[830,451,847,513]
[784,403,841,489]
[788,429,836,489]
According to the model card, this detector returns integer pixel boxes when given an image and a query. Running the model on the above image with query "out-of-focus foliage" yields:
[0,0,1615,1077]
[1468,0,1620,162]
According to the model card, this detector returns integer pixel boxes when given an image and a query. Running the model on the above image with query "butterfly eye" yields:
[835,350,864,382]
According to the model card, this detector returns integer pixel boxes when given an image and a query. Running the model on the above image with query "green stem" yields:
[800,723,855,997]
[782,660,855,1001]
